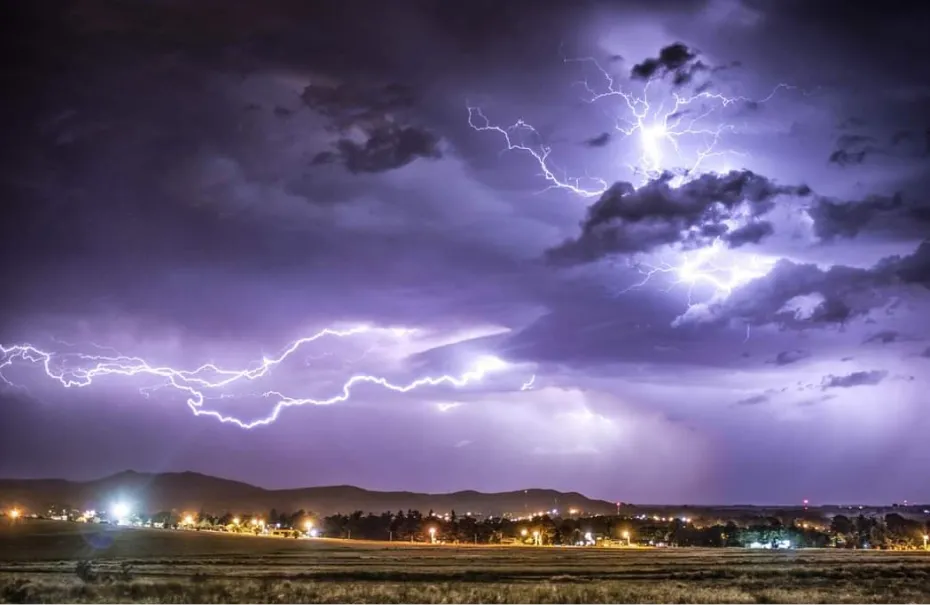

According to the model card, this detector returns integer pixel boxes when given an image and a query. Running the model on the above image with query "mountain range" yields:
[0,471,620,517]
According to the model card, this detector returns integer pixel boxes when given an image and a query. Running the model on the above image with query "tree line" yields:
[142,508,930,549]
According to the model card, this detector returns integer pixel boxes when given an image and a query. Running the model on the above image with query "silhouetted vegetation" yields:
[172,506,930,550]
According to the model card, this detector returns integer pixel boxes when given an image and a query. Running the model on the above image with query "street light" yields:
[532,530,540,546]
[622,530,631,546]
[232,517,240,526]
[304,520,314,533]
[111,502,131,525]
[183,514,195,526]
[9,509,20,521]
[428,527,437,543]
[520,528,528,538]
[923,534,928,550]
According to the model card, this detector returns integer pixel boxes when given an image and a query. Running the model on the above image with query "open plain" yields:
[2,521,930,603]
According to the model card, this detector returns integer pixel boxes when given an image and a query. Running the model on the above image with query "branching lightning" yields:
[468,53,793,305]
[619,239,776,303]
[0,325,513,429]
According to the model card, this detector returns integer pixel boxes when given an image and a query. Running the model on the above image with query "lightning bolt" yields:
[619,239,776,303]
[567,56,791,184]
[520,374,536,391]
[0,326,511,429]
[469,53,793,304]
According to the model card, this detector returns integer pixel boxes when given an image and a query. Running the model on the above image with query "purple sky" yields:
[2,0,930,505]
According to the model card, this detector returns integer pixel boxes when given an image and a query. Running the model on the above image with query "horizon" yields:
[2,0,930,505]
[2,469,924,509]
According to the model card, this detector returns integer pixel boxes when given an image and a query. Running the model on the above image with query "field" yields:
[2,522,930,603]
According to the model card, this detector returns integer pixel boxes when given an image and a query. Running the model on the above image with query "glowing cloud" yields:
[469,50,797,307]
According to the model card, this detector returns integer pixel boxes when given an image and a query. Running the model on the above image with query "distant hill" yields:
[0,471,619,517]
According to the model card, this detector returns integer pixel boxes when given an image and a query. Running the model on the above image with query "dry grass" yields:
[2,521,930,603]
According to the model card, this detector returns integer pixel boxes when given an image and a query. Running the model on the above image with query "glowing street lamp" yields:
[520,528,528,537]
[232,517,240,526]
[111,502,131,524]
[304,520,314,533]
[532,530,540,546]
[622,530,631,546]
[428,527,437,543]
[9,509,20,521]
[183,514,195,526]
[924,534,928,550]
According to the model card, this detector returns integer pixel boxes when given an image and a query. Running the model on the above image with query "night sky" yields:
[2,0,930,505]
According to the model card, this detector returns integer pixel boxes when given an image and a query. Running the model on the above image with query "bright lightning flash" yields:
[0,326,512,429]
[620,240,776,303]
[468,55,793,302]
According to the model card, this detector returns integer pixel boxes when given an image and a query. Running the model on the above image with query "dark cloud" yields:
[584,132,612,148]
[301,83,418,132]
[829,128,930,167]
[769,349,810,366]
[736,393,768,406]
[630,43,706,87]
[828,134,880,167]
[311,125,442,174]
[821,370,888,390]
[806,193,906,241]
[863,330,900,344]
[547,170,811,265]
[301,83,442,173]
[723,221,774,247]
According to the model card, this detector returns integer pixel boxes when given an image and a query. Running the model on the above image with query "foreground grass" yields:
[4,576,930,604]
[3,522,930,603]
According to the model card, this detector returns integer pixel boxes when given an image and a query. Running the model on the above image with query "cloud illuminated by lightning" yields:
[468,53,793,302]
[619,239,777,303]
[0,325,512,429]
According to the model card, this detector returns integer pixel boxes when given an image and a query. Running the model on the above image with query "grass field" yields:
[2,521,930,603]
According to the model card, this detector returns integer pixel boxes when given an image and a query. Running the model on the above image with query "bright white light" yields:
[111,502,130,521]
[641,123,668,172]
[626,239,778,302]
[475,355,508,373]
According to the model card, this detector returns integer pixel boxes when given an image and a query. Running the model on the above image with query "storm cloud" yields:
[547,170,811,264]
